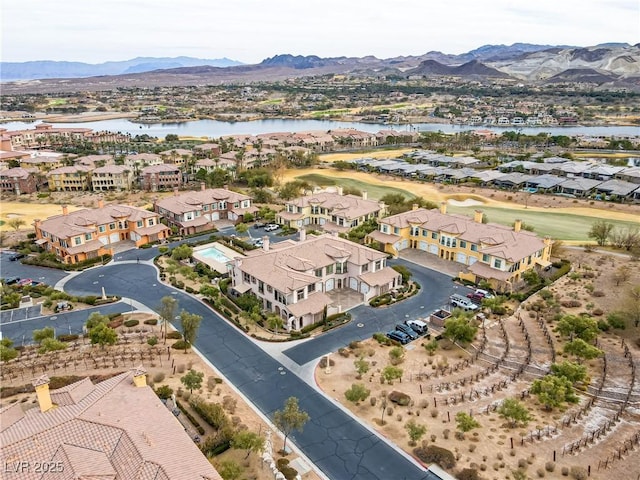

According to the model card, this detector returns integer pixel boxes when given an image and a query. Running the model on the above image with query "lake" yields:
[1,118,638,139]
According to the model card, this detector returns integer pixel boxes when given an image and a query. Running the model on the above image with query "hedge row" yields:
[175,399,206,435]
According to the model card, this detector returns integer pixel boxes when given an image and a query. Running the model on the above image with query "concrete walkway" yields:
[398,248,461,277]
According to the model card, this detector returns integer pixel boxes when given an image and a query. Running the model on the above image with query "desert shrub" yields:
[570,466,587,480]
[222,395,237,413]
[147,336,158,346]
[468,444,476,452]
[370,396,377,407]
[431,409,439,418]
[561,466,569,476]
[153,372,165,383]
[537,468,546,478]
[443,429,450,440]
[518,458,527,468]
[457,468,479,480]
[144,318,158,325]
[545,462,556,472]
[561,300,582,308]
[591,290,605,297]
[171,340,190,350]
[276,458,298,480]
[388,391,411,406]
[124,319,139,328]
[413,445,456,469]
[155,385,173,400]
[166,331,182,339]
[56,334,79,342]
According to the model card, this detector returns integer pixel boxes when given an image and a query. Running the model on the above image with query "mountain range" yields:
[2,43,639,94]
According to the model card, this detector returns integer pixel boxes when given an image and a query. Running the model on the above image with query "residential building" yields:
[141,164,182,191]
[367,204,552,292]
[0,167,38,194]
[124,153,163,172]
[47,165,93,191]
[277,187,387,233]
[154,184,256,234]
[159,148,194,168]
[230,231,401,330]
[0,369,222,480]
[34,200,169,264]
[91,165,134,191]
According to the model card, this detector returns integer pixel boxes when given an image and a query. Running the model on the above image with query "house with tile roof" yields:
[230,231,401,330]
[0,369,222,480]
[276,187,387,234]
[154,184,257,234]
[367,204,552,293]
[140,164,182,191]
[34,200,169,264]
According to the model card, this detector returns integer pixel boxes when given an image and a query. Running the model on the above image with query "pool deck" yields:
[192,242,244,274]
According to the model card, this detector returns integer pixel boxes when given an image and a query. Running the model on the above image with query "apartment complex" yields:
[140,164,182,191]
[154,185,256,234]
[47,165,93,191]
[367,204,552,292]
[34,201,169,264]
[0,369,222,480]
[276,187,387,233]
[230,232,401,330]
[91,165,134,191]
[0,167,37,194]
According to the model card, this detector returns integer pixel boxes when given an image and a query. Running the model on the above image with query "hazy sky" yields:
[2,0,638,64]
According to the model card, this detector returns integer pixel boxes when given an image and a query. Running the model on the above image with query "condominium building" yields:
[91,165,134,191]
[0,369,222,480]
[154,184,256,234]
[277,187,387,233]
[140,164,182,191]
[34,200,169,264]
[0,167,38,194]
[47,165,93,191]
[230,231,401,330]
[367,204,552,292]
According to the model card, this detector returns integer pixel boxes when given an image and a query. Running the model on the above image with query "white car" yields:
[264,224,279,232]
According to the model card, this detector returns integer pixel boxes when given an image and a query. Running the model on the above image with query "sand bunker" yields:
[447,198,484,207]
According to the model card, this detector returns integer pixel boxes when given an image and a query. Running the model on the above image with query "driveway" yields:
[283,258,473,367]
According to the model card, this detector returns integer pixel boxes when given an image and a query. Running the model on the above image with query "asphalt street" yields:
[61,262,435,479]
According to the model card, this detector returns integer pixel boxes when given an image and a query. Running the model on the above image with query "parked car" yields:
[386,330,410,345]
[406,319,428,335]
[264,224,279,232]
[253,239,264,248]
[466,292,485,304]
[395,323,418,340]
[450,294,479,311]
[9,252,26,261]
[254,222,266,229]
[2,276,20,285]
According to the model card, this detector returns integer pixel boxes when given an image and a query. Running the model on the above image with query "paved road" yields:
[0,250,70,287]
[283,259,471,366]
[61,262,434,480]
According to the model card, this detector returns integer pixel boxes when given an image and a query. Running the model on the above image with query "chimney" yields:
[132,366,147,387]
[439,202,447,215]
[33,374,53,412]
[34,218,41,229]
[412,203,419,211]
[97,198,104,209]
[299,229,306,242]
[474,210,484,223]
[362,191,368,200]
[173,187,179,196]
[514,219,522,232]
[262,235,270,252]
[223,184,228,190]
[62,205,68,216]
[337,186,343,196]
[200,182,206,191]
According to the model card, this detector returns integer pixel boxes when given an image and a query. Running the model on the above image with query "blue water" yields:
[197,245,231,263]
[1,118,638,140]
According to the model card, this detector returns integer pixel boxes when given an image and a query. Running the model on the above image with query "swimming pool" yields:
[197,245,232,263]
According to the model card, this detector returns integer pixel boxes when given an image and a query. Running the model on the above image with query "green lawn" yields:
[446,205,640,241]
[297,174,416,200]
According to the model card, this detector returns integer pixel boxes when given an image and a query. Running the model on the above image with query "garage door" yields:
[468,257,478,265]
[325,279,335,292]
[429,244,438,255]
[456,253,467,264]
[211,212,220,221]
[349,277,359,290]
[395,239,408,251]
[419,241,428,251]
[109,233,119,243]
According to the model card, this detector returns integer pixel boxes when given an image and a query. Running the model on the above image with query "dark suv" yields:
[395,323,418,340]
[386,330,410,345]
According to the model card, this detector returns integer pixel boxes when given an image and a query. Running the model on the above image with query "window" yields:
[362,263,369,273]
[494,259,502,269]
[203,205,209,211]
[109,223,116,230]
[308,283,316,293]
[243,272,251,283]
[148,219,154,226]
[381,225,388,234]
[375,260,382,270]
[460,240,467,249]
[297,289,305,301]
[74,237,82,246]
[431,232,438,239]
[471,244,478,252]
[422,229,428,237]
[267,285,273,293]
[98,225,106,233]
[137,221,143,227]
[258,281,264,293]
[315,268,323,278]
[325,264,333,275]
[85,234,92,241]
[394,227,399,234]
[482,254,489,263]
[336,262,347,274]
